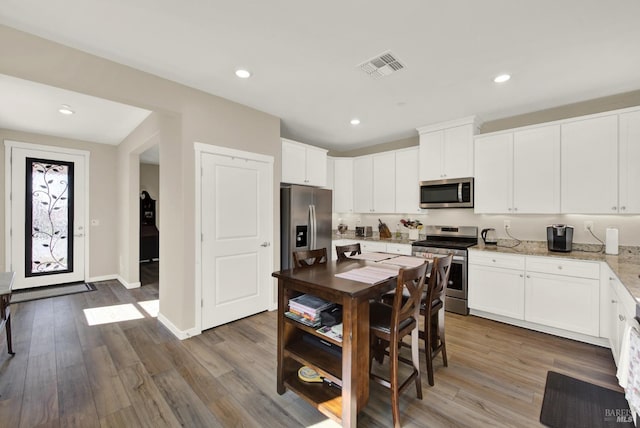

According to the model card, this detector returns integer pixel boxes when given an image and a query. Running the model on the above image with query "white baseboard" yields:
[158,312,201,340]
[469,309,610,348]
[87,274,118,283]
[115,275,141,289]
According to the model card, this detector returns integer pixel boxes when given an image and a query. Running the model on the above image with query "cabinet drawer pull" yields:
[492,259,496,263]
[557,265,563,270]
[526,275,531,278]
[519,274,524,278]
[611,299,617,304]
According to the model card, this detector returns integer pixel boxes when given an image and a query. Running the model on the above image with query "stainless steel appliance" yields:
[280,185,332,270]
[547,224,574,252]
[419,177,474,209]
[481,228,497,245]
[411,225,478,315]
[355,226,373,237]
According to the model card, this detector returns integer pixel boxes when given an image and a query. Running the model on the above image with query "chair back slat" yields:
[426,254,453,308]
[335,243,362,261]
[293,248,327,268]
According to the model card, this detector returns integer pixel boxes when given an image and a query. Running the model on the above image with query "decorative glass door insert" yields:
[25,157,74,276]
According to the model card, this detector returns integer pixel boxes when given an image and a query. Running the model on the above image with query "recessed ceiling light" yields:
[58,104,75,115]
[494,74,511,83]
[235,69,251,79]
[350,118,361,126]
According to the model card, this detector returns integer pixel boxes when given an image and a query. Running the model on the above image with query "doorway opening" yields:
[139,144,159,288]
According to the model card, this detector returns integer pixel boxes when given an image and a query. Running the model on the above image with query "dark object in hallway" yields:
[11,281,96,304]
[540,371,633,428]
[140,190,159,261]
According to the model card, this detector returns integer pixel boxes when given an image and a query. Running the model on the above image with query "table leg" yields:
[341,297,369,427]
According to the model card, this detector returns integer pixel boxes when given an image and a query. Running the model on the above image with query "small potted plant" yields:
[400,218,423,240]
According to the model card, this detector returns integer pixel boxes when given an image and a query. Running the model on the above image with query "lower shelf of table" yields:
[284,374,343,423]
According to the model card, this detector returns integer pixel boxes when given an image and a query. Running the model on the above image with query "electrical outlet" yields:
[504,220,511,230]
[584,221,593,232]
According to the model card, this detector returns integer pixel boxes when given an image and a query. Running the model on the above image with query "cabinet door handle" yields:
[514,208,518,212]
[621,206,626,211]
[519,274,524,277]
[557,265,563,270]
[612,206,617,211]
[620,314,626,321]
[526,275,531,278]
[611,299,617,304]
[492,259,496,263]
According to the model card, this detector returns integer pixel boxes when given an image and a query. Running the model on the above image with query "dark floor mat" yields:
[540,371,634,428]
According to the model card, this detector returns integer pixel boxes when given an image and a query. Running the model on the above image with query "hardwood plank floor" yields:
[0,261,620,427]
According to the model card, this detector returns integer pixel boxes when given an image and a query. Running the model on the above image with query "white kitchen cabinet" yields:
[353,156,373,213]
[468,251,526,319]
[385,243,412,255]
[474,125,560,214]
[353,153,396,213]
[608,271,636,365]
[619,110,640,213]
[524,256,600,337]
[360,240,387,253]
[333,158,354,213]
[474,133,513,213]
[395,147,421,214]
[513,125,561,213]
[281,138,327,187]
[325,157,334,190]
[561,115,618,213]
[418,118,478,181]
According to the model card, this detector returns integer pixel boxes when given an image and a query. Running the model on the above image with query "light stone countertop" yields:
[333,230,417,246]
[471,241,640,308]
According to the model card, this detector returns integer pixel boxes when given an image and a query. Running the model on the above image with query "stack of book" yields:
[285,294,333,327]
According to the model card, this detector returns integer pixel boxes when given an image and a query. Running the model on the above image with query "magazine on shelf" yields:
[316,324,343,342]
[290,294,333,313]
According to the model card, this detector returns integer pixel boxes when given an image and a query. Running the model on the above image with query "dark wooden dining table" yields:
[272,258,400,427]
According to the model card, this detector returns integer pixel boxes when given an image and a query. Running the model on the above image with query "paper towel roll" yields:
[606,228,619,255]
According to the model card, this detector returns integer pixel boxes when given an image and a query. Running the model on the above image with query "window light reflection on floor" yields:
[83,303,144,326]
[137,299,159,317]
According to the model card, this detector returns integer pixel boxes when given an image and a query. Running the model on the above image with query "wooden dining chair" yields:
[335,243,361,261]
[421,254,453,386]
[292,248,327,268]
[369,262,428,428]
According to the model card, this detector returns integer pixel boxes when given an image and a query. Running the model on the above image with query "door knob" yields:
[260,242,270,247]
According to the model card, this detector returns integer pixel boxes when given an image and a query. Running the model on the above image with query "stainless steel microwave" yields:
[419,177,474,209]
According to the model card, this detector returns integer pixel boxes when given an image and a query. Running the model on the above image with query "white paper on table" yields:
[379,255,429,268]
[348,252,398,262]
[335,266,400,284]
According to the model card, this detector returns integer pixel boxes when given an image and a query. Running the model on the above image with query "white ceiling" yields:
[0,74,151,145]
[1,1,639,151]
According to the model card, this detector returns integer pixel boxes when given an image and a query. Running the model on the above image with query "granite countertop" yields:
[332,230,418,245]
[471,240,640,303]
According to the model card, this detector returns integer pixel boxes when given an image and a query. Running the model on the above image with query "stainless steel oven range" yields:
[411,225,478,315]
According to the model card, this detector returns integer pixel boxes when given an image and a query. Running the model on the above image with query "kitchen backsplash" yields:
[333,210,640,246]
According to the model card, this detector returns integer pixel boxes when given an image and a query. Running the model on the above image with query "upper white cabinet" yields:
[418,117,480,181]
[325,157,334,190]
[474,133,513,213]
[561,115,618,213]
[333,158,354,213]
[619,110,640,213]
[281,138,328,187]
[395,147,421,214]
[353,153,396,213]
[474,125,560,214]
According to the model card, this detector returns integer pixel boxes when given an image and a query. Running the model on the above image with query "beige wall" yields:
[0,24,281,333]
[140,163,160,228]
[0,128,119,277]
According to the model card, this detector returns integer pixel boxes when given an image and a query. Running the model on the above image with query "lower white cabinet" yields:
[385,243,412,256]
[468,252,526,319]
[607,270,637,365]
[468,250,604,341]
[331,239,412,259]
[360,241,387,253]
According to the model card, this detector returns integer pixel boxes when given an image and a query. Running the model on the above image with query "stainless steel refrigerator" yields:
[280,185,332,270]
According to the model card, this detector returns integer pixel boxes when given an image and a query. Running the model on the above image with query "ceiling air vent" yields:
[358,51,406,79]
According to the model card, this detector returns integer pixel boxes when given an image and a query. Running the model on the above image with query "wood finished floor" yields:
[0,262,620,427]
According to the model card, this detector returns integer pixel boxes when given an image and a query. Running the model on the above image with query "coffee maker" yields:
[547,224,574,252]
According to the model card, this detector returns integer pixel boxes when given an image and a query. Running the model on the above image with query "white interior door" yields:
[9,145,86,289]
[201,152,271,329]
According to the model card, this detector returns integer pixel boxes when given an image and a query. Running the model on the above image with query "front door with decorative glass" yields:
[8,143,87,290]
